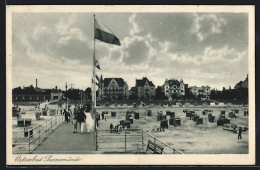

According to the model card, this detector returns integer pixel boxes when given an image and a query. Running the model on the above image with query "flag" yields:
[92,78,99,86]
[95,19,121,46]
[96,74,100,81]
[95,58,101,70]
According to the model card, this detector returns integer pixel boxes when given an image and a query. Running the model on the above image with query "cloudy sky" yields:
[12,12,248,90]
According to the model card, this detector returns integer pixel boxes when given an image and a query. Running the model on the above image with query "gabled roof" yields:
[103,78,127,87]
[164,79,180,87]
[136,77,155,87]
[130,87,136,91]
[168,79,180,87]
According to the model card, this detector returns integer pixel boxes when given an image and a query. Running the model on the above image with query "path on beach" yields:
[33,122,95,154]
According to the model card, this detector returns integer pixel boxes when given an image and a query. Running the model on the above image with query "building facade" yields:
[162,78,185,99]
[98,76,129,100]
[12,94,50,102]
[50,91,63,100]
[135,77,155,100]
[188,86,211,99]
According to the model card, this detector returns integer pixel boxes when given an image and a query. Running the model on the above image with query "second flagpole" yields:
[93,14,97,131]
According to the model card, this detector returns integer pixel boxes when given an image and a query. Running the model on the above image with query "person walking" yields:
[73,104,79,133]
[64,109,69,124]
[77,107,86,134]
[238,127,242,139]
[68,105,72,123]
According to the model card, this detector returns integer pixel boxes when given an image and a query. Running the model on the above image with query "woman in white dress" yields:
[85,112,94,133]
[84,104,95,133]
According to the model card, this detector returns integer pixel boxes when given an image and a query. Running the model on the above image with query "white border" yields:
[6,5,255,165]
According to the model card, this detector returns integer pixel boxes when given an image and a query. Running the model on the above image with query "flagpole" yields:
[93,14,97,131]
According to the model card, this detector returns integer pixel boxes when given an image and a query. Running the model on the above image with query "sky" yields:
[12,12,248,91]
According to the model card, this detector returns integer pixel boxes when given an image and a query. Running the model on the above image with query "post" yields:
[51,117,52,132]
[28,133,30,152]
[93,14,97,131]
[45,120,47,137]
[39,125,41,142]
[142,130,144,151]
[154,137,156,153]
[81,92,82,107]
[66,82,68,110]
[95,130,98,151]
[125,129,127,151]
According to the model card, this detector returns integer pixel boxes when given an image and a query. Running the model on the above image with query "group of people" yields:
[63,104,95,134]
[109,123,128,133]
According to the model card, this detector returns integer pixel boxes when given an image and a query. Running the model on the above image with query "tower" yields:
[36,79,38,89]
[180,78,184,95]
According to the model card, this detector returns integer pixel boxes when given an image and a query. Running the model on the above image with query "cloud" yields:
[191,13,227,41]
[122,38,149,65]
[11,12,249,90]
[129,13,141,36]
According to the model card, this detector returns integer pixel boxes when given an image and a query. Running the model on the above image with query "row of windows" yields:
[138,87,155,90]
[166,90,184,93]
[103,91,125,94]
[101,88,127,90]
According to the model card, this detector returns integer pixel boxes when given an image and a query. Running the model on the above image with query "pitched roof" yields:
[130,87,136,91]
[167,79,180,87]
[136,77,155,87]
[103,78,126,87]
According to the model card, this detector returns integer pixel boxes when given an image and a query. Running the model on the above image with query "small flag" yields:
[92,78,99,86]
[95,58,101,70]
[96,75,100,81]
[95,18,121,46]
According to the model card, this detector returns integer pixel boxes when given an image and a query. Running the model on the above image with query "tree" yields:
[85,87,92,101]
[155,86,167,100]
[66,89,81,100]
[185,90,195,100]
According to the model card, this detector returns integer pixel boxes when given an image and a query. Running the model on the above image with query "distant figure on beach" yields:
[110,123,114,133]
[101,112,105,120]
[238,127,242,139]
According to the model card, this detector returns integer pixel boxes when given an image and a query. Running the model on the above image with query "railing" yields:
[95,128,183,154]
[12,115,64,153]
[142,130,183,154]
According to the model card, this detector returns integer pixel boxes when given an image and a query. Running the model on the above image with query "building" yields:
[98,76,129,100]
[12,80,64,102]
[129,87,137,99]
[188,86,211,100]
[162,78,185,99]
[50,90,63,100]
[234,74,248,89]
[135,77,155,100]
[12,94,50,102]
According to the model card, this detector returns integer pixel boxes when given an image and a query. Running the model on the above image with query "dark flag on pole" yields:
[92,78,99,87]
[96,74,100,81]
[94,19,121,46]
[94,58,101,70]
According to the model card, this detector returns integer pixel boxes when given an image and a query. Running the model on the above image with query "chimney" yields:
[36,79,38,89]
